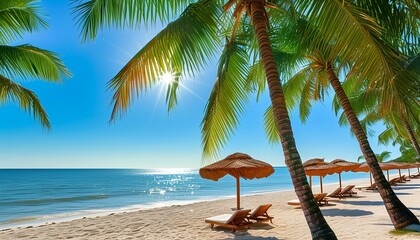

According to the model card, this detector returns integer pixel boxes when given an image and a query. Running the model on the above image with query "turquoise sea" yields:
[0,168,375,229]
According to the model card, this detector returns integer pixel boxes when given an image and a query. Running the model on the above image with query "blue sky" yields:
[0,1,399,168]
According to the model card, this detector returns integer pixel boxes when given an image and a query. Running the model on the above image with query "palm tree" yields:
[72,0,337,238]
[0,0,71,128]
[264,0,419,229]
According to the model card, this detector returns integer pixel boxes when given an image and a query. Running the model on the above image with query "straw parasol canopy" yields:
[354,162,400,184]
[303,158,339,192]
[199,152,274,210]
[304,158,340,176]
[330,159,360,187]
[391,162,415,177]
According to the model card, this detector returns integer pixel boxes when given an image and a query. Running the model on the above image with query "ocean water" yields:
[0,167,373,229]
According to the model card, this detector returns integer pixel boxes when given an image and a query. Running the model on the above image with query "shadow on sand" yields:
[321,208,374,217]
[395,184,420,187]
[217,230,282,240]
[338,200,384,206]
[395,192,413,195]
[214,223,280,240]
[394,187,419,191]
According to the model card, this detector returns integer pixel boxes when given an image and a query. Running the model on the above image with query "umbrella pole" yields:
[370,173,372,186]
[408,169,411,177]
[387,170,389,181]
[320,176,323,193]
[399,169,401,179]
[236,177,240,210]
[310,176,312,189]
[339,173,342,188]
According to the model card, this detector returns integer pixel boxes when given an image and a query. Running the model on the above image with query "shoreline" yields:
[0,175,389,231]
[2,176,419,239]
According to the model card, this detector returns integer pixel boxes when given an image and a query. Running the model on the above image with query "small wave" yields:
[0,195,109,206]
[1,217,38,225]
[148,188,166,195]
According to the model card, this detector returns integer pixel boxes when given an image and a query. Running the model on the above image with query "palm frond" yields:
[356,0,420,55]
[245,60,266,99]
[107,0,221,122]
[378,126,398,145]
[201,40,250,159]
[296,0,403,93]
[0,44,71,81]
[165,74,180,112]
[0,74,50,129]
[263,105,281,145]
[0,0,47,44]
[71,0,197,41]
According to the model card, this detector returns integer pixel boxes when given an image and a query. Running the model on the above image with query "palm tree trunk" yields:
[402,118,420,158]
[326,62,419,229]
[248,1,337,239]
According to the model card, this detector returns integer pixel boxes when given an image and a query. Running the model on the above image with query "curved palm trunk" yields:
[326,62,419,229]
[248,1,336,239]
[402,118,420,158]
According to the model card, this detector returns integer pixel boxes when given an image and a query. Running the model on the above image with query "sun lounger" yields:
[366,183,377,190]
[288,193,329,207]
[327,187,344,199]
[340,185,357,197]
[389,177,400,186]
[247,204,274,223]
[402,175,410,181]
[314,193,329,206]
[205,209,252,233]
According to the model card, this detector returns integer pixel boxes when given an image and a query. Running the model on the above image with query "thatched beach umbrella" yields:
[354,162,397,184]
[389,162,411,178]
[330,159,361,187]
[303,158,339,193]
[199,152,274,210]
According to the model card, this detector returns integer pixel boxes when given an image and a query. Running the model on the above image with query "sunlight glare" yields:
[160,72,175,85]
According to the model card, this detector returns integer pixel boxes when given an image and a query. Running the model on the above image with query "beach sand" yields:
[1,177,419,240]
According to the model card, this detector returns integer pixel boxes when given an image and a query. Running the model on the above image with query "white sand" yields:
[1,177,419,240]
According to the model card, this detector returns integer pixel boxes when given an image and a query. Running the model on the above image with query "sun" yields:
[160,72,175,85]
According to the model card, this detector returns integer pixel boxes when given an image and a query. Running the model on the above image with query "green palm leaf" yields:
[165,73,180,112]
[107,0,221,122]
[296,0,403,92]
[71,0,196,41]
[0,0,47,44]
[0,44,71,81]
[0,74,50,129]
[263,105,280,145]
[201,40,250,159]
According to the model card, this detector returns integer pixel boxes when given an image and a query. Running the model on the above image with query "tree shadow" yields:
[395,192,413,195]
[393,187,419,191]
[408,208,420,211]
[321,208,374,217]
[396,184,420,187]
[339,200,384,206]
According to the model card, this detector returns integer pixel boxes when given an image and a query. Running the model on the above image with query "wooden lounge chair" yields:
[401,175,410,182]
[287,193,329,207]
[314,193,329,206]
[389,177,400,186]
[327,187,343,199]
[340,185,357,197]
[366,182,377,190]
[247,204,274,223]
[205,209,252,233]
